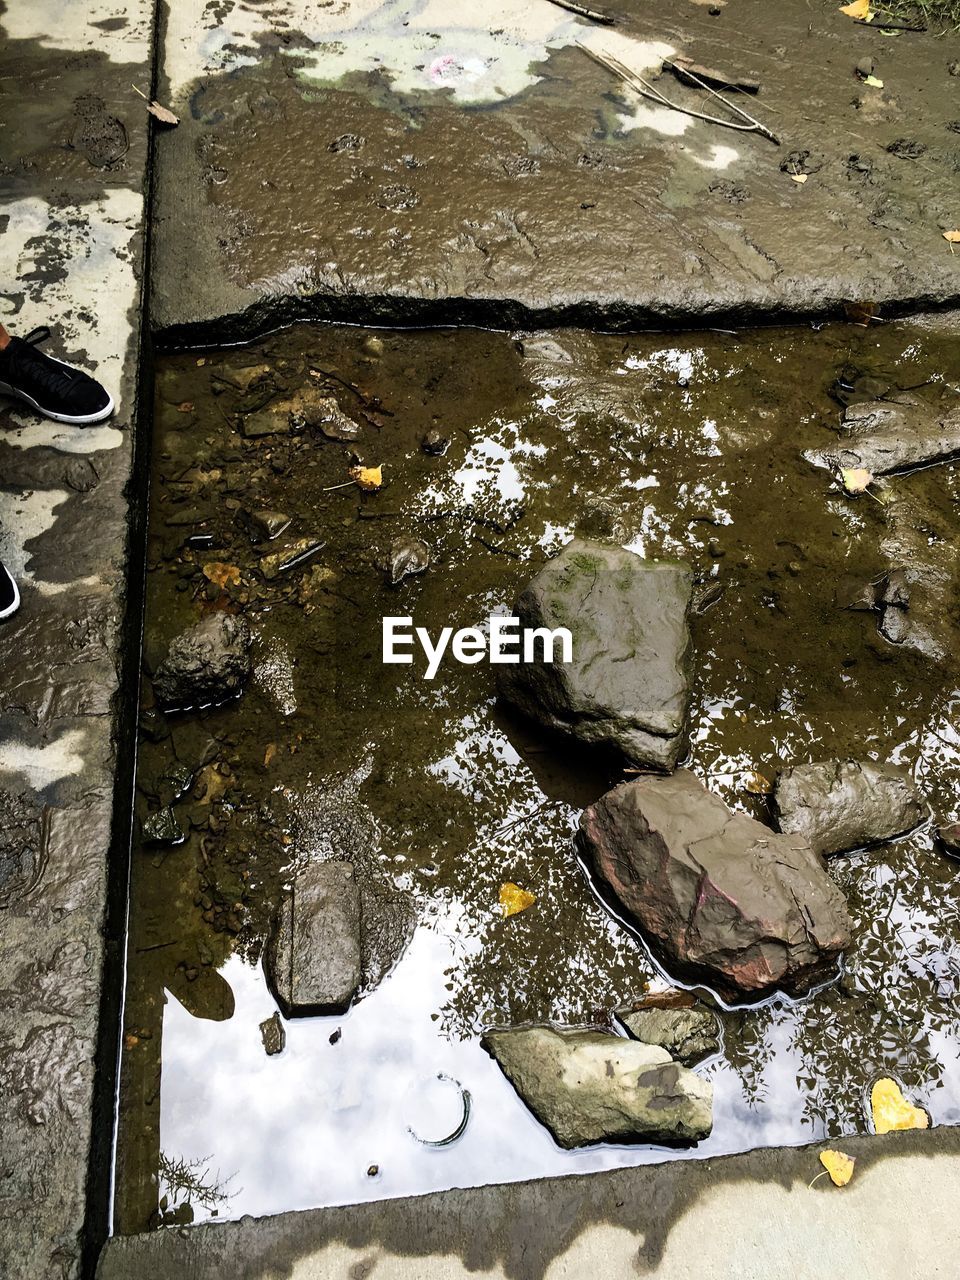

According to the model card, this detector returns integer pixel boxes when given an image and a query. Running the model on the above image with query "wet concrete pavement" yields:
[97,1127,960,1280]
[152,0,960,340]
[0,3,153,1275]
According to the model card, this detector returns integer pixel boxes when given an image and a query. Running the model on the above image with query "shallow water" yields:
[115,316,960,1231]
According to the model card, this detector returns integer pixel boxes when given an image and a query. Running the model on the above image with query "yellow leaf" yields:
[791,172,808,185]
[819,1149,855,1186]
[840,0,873,18]
[744,770,772,796]
[499,882,536,917]
[202,562,241,589]
[943,230,960,243]
[148,100,180,127]
[863,74,884,88]
[349,464,383,492]
[841,467,874,495]
[870,1077,929,1133]
[264,743,277,767]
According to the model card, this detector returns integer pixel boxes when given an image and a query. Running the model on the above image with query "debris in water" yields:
[389,536,432,585]
[870,1077,929,1133]
[743,770,772,796]
[349,464,383,492]
[259,1012,286,1056]
[499,882,536,917]
[202,562,241,590]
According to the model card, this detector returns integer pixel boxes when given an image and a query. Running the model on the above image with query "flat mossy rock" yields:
[498,539,693,769]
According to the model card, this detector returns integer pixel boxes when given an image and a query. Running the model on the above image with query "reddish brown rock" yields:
[578,771,851,1000]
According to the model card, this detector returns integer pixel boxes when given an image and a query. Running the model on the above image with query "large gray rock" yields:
[498,539,693,770]
[773,760,924,856]
[805,398,960,476]
[266,861,361,1016]
[578,771,851,1000]
[152,613,252,710]
[619,1005,721,1067]
[482,1026,712,1148]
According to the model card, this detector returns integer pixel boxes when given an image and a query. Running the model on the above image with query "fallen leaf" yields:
[840,0,873,19]
[870,1077,929,1133]
[499,882,536,917]
[840,467,874,494]
[744,770,772,796]
[819,1149,856,1186]
[194,762,233,806]
[863,74,884,88]
[349,464,383,491]
[943,230,960,243]
[148,100,180,126]
[791,172,808,184]
[124,1033,139,1050]
[264,743,277,767]
[202,561,241,589]
[177,400,195,413]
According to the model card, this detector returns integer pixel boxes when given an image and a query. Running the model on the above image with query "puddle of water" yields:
[116,317,960,1232]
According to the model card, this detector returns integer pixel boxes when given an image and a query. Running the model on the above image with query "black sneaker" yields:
[0,327,114,425]
[0,561,19,620]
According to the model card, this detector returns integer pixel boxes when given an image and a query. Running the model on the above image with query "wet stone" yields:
[482,1026,712,1149]
[248,509,291,542]
[141,807,185,847]
[619,1005,721,1067]
[388,535,431,585]
[152,613,252,711]
[498,539,693,770]
[266,862,361,1016]
[259,538,324,580]
[774,760,924,857]
[241,404,291,438]
[879,606,911,645]
[579,770,852,1000]
[805,398,960,476]
[421,429,449,456]
[936,822,960,860]
[259,1012,286,1056]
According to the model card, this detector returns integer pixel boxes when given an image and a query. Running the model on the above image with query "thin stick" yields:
[663,59,780,144]
[545,0,615,23]
[131,84,149,100]
[579,43,780,145]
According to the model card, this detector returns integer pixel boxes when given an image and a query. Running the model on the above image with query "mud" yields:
[152,0,960,338]
[115,313,960,1233]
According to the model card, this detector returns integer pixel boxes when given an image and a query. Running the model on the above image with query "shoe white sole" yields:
[0,573,20,621]
[0,354,115,425]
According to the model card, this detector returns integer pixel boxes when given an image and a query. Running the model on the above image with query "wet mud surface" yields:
[153,0,960,335]
[117,315,960,1231]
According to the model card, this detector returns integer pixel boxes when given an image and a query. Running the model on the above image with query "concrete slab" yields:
[96,1127,960,1279]
[0,3,155,1276]
[151,0,960,340]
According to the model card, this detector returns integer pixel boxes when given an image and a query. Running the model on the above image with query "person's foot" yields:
[0,561,19,621]
[0,327,114,425]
